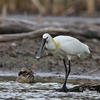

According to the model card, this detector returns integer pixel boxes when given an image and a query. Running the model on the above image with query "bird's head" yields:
[43,33,50,40]
[36,33,50,59]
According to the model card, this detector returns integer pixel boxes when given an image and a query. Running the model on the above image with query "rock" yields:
[16,67,34,83]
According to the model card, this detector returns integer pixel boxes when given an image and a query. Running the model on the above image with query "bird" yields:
[36,33,90,92]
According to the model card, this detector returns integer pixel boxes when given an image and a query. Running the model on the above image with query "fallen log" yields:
[0,27,69,42]
[0,18,100,41]
[0,18,36,34]
[0,18,68,34]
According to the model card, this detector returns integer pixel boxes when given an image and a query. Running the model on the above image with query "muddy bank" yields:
[0,36,99,77]
[0,17,100,78]
[1,75,100,100]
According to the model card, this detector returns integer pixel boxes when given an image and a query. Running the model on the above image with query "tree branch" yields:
[0,27,69,42]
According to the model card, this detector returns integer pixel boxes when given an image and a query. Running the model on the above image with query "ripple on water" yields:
[0,81,100,100]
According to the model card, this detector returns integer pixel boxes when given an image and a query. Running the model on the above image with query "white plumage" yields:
[44,33,90,60]
[36,33,90,92]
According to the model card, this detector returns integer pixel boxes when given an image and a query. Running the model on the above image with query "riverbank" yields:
[0,16,100,78]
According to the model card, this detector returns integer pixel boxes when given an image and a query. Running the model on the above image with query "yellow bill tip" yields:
[36,56,40,59]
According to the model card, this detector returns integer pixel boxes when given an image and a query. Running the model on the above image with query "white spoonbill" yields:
[36,33,90,92]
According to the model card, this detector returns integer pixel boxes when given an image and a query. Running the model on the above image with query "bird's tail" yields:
[85,44,90,54]
[87,48,90,54]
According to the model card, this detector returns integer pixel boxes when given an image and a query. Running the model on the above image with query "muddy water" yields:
[0,76,100,100]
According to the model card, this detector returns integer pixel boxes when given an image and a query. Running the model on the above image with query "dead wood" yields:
[0,18,35,34]
[66,84,100,92]
[87,68,100,74]
[0,27,69,42]
[0,18,100,42]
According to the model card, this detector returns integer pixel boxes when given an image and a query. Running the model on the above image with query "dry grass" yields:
[0,0,100,16]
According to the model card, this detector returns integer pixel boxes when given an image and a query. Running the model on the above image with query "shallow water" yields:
[0,76,100,100]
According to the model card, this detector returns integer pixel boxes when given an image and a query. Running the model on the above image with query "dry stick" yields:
[86,0,95,16]
[1,3,7,18]
[0,27,69,42]
[88,68,100,74]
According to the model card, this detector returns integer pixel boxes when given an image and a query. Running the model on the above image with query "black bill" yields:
[36,39,46,59]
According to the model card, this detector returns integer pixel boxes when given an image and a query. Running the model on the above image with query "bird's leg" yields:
[67,60,71,81]
[62,59,68,90]
[58,59,71,92]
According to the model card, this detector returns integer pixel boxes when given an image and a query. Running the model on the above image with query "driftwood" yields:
[0,18,68,32]
[57,84,100,92]
[67,84,100,92]
[87,68,100,74]
[0,27,69,42]
[0,18,100,42]
[0,18,35,34]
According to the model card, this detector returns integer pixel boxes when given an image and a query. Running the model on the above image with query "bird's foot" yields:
[56,86,69,92]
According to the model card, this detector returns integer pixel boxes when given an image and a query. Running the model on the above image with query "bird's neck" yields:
[46,36,60,50]
[51,38,60,49]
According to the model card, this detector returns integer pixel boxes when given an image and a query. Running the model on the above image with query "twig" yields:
[88,68,100,74]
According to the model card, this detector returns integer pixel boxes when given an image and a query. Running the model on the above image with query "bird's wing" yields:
[54,35,79,43]
[54,36,83,55]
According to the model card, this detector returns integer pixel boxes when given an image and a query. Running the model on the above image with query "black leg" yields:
[62,59,68,89]
[58,59,71,92]
[66,60,71,82]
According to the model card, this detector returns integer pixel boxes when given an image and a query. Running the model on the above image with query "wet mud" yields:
[0,16,100,82]
[0,36,99,77]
